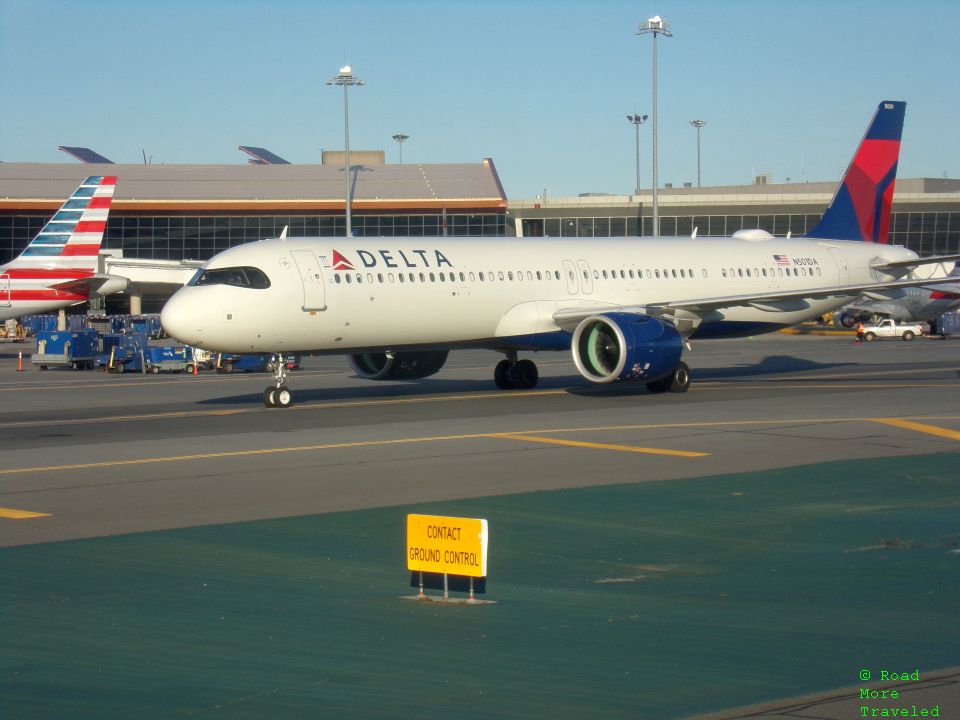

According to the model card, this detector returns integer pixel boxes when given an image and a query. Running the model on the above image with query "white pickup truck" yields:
[861,318,925,341]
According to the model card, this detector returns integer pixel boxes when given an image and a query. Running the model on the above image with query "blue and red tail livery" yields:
[806,101,905,243]
[0,176,118,321]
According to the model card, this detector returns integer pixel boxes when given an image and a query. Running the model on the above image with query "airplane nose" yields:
[160,290,198,345]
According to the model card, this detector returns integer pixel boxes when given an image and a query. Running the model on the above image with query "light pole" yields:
[690,119,706,188]
[392,134,409,163]
[326,65,364,237]
[626,114,647,196]
[637,15,672,236]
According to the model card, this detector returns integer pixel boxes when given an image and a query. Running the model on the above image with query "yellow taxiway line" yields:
[0,507,51,520]
[869,418,960,441]
[492,433,709,457]
[0,416,955,477]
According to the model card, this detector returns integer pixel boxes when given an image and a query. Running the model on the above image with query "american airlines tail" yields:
[0,175,119,321]
[805,101,905,243]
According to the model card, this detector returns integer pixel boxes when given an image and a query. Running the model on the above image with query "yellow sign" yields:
[406,514,488,578]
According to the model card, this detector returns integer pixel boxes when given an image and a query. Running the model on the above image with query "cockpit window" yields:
[189,266,271,289]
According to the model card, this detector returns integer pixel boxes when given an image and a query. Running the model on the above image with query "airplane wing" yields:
[50,274,129,297]
[871,254,960,270]
[551,275,960,333]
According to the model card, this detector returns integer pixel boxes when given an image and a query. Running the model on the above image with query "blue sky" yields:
[1,0,957,199]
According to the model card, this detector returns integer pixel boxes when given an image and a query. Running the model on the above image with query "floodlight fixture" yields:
[637,15,673,236]
[327,65,365,237]
[392,134,409,163]
[689,120,707,188]
[626,114,648,196]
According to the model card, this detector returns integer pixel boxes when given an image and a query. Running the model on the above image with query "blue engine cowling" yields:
[571,313,683,384]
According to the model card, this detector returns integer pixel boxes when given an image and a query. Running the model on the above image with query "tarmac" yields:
[2,452,957,719]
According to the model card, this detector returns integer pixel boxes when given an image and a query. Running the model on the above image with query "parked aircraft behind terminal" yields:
[0,176,126,322]
[837,265,960,329]
[161,101,959,408]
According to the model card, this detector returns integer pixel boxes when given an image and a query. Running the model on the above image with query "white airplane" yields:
[0,176,126,322]
[161,101,959,408]
[837,264,960,329]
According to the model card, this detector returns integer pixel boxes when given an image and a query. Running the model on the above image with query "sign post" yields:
[406,514,490,603]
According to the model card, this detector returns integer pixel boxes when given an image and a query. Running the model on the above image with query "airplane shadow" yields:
[195,354,862,406]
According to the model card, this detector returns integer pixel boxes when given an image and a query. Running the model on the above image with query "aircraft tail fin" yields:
[12,176,118,268]
[805,101,905,243]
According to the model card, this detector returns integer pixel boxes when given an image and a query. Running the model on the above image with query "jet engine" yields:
[348,350,449,381]
[571,313,683,384]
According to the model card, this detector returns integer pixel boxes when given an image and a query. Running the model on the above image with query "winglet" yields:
[805,101,905,243]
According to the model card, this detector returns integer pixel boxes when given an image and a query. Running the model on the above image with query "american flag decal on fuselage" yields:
[0,176,117,319]
[773,254,791,266]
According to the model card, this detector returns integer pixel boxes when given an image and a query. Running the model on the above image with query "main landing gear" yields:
[263,353,293,408]
[493,351,539,390]
[644,361,691,394]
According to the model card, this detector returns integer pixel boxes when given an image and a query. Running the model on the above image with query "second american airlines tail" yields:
[161,101,959,408]
[0,176,125,322]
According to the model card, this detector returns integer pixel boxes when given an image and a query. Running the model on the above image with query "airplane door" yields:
[827,248,849,285]
[1,273,9,307]
[577,260,594,294]
[562,260,579,295]
[291,250,327,311]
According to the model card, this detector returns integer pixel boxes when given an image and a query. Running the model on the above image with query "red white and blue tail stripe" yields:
[0,176,117,320]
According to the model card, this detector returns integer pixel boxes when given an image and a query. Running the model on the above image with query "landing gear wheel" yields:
[645,377,670,394]
[274,385,293,408]
[494,359,514,389]
[667,361,691,393]
[509,359,539,389]
[263,387,277,408]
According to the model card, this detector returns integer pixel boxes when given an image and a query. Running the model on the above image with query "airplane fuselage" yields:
[161,234,920,355]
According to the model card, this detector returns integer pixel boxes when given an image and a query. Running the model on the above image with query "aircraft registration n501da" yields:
[161,101,958,408]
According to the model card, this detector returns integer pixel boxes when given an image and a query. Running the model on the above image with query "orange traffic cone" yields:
[17,352,23,372]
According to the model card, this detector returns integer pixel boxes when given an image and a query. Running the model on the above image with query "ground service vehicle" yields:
[862,319,924,341]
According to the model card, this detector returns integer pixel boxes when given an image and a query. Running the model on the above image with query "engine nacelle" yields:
[571,312,682,384]
[348,350,449,381]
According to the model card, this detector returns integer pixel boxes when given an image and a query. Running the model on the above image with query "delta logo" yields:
[332,250,354,271]
[328,248,453,271]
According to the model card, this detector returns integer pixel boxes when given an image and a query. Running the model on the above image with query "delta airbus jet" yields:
[0,176,125,321]
[161,101,958,408]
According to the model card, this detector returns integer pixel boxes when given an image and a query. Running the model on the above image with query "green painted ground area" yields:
[2,454,958,719]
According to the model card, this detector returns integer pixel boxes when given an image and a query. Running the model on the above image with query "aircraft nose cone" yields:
[160,291,198,345]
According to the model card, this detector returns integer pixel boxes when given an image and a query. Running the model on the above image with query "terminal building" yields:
[1,159,958,311]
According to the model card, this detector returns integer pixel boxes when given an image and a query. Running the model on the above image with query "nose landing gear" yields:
[264,354,293,408]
